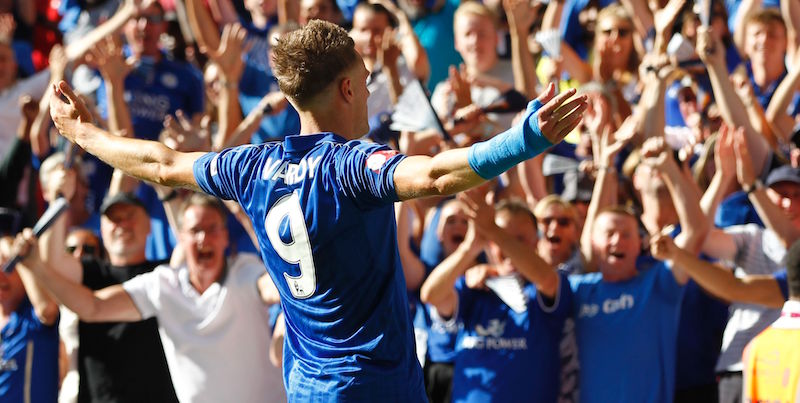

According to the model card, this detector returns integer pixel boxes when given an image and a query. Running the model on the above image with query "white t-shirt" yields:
[123,253,285,403]
[366,57,417,125]
[0,70,50,152]
[717,224,785,372]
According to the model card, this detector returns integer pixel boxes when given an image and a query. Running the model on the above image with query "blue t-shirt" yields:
[570,262,684,403]
[452,273,571,403]
[675,279,728,390]
[0,298,59,403]
[745,62,800,115]
[412,0,463,90]
[193,133,425,401]
[97,56,205,140]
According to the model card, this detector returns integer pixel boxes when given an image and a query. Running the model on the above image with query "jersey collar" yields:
[284,132,346,154]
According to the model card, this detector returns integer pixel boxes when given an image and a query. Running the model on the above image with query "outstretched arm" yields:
[16,230,142,323]
[50,81,204,191]
[394,84,587,199]
[461,190,559,297]
[652,234,784,308]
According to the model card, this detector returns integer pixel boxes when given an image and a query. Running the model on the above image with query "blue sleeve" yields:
[774,270,789,301]
[193,145,264,201]
[334,142,407,209]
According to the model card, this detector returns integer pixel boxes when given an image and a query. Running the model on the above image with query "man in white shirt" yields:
[17,194,284,403]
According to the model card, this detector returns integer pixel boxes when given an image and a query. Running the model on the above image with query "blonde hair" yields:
[454,1,499,30]
[533,195,578,223]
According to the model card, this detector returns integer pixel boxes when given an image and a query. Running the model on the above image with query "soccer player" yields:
[48,20,586,401]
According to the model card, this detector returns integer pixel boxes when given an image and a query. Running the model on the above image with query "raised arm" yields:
[186,0,222,53]
[618,0,654,40]
[700,125,737,217]
[370,0,430,83]
[17,231,143,323]
[419,221,485,318]
[30,45,69,158]
[37,168,84,285]
[764,48,800,142]
[205,23,247,148]
[64,0,152,61]
[9,230,59,326]
[393,84,587,199]
[91,36,134,137]
[505,0,539,99]
[580,116,635,269]
[732,126,800,248]
[461,190,559,297]
[652,233,784,308]
[50,81,204,191]
[732,0,760,57]
[644,137,709,253]
[784,0,800,61]
[697,26,770,176]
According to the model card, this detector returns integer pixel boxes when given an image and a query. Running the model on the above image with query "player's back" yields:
[193,133,426,402]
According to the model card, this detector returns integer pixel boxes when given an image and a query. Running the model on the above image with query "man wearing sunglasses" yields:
[39,168,178,403]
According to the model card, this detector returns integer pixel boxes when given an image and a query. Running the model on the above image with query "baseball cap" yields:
[99,193,147,216]
[765,165,800,187]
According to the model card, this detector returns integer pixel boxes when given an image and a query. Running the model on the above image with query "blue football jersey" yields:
[193,133,426,401]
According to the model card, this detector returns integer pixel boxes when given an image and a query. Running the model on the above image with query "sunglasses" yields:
[66,244,98,255]
[134,14,165,24]
[541,217,572,227]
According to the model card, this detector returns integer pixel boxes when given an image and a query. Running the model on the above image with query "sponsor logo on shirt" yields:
[161,73,179,89]
[578,294,635,318]
[462,319,528,350]
[366,150,398,173]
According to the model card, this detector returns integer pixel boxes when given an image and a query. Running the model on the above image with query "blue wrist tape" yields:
[467,99,553,180]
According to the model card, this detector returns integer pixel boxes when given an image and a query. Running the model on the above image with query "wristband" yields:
[467,99,552,179]
[743,179,763,195]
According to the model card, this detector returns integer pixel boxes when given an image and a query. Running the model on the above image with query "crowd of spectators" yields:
[1,0,800,402]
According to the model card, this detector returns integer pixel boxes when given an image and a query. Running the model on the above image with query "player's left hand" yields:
[533,83,588,145]
[50,81,93,143]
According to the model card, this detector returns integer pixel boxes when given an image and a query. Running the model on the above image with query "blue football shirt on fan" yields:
[193,132,426,401]
[97,55,204,141]
[0,298,59,403]
[451,272,571,403]
[570,262,684,403]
